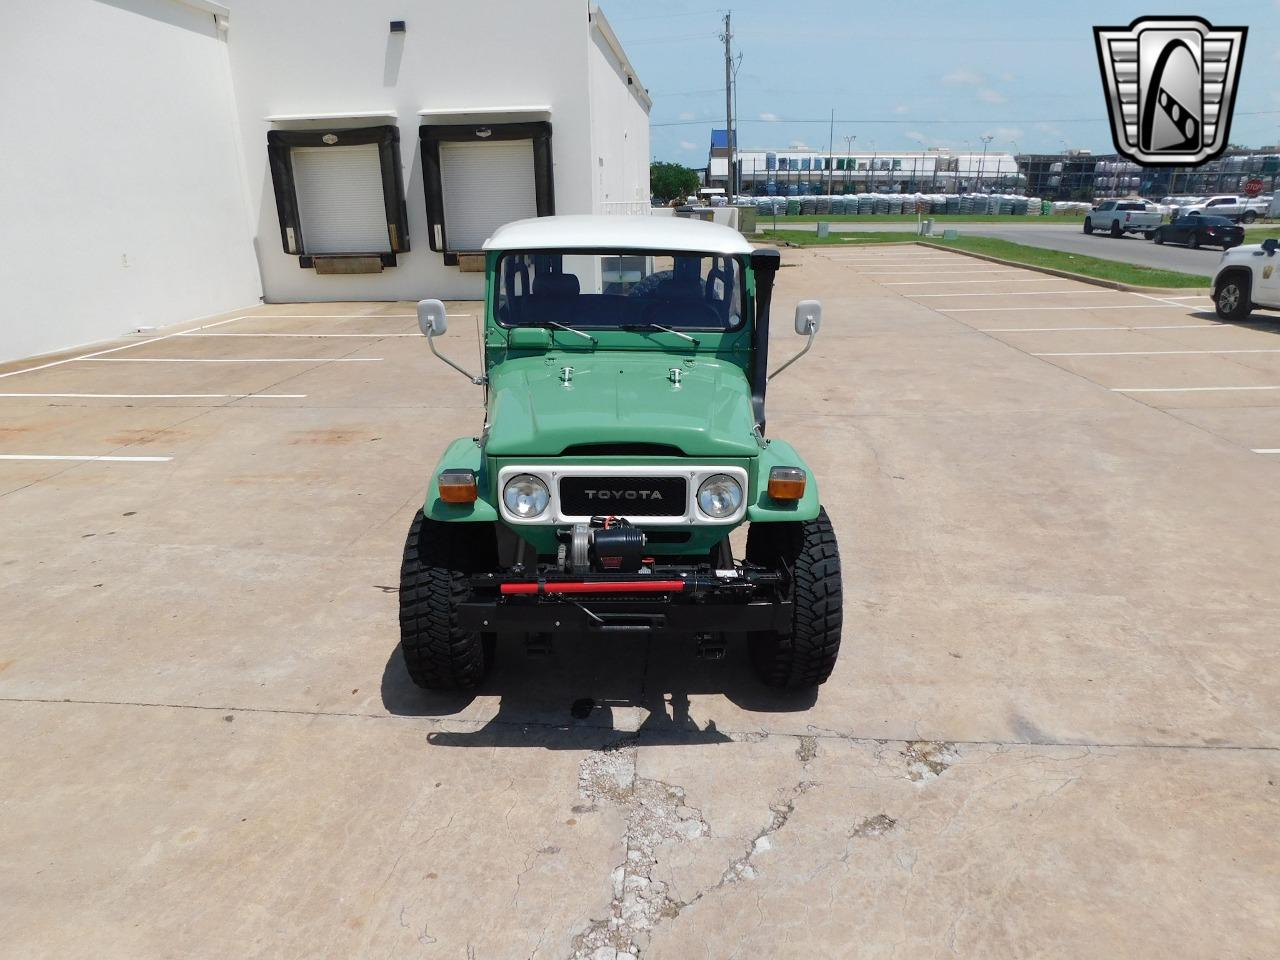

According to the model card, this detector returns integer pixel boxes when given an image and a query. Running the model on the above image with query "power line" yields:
[651,110,1280,128]
[623,32,718,45]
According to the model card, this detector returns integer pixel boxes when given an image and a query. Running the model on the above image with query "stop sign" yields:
[1244,178,1264,197]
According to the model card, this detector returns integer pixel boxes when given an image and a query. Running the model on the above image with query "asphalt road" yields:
[777,220,1229,275]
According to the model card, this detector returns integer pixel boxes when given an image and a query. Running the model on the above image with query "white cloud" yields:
[678,111,696,121]
[678,140,698,151]
[943,68,983,86]
[893,104,910,115]
[977,88,1007,104]
[759,112,780,122]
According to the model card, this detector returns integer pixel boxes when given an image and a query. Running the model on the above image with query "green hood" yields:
[484,353,759,457]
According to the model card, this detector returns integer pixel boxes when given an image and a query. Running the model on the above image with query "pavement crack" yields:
[2,697,1277,754]
[569,739,706,960]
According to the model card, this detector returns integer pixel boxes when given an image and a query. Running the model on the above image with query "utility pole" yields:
[721,13,734,198]
[843,135,855,194]
[979,134,993,193]
[826,109,835,194]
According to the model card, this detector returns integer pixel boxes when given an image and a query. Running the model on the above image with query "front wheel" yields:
[745,509,843,689]
[1242,211,1258,224]
[399,511,496,690]
[1215,274,1252,322]
[1189,233,1201,250]
[1083,218,1093,235]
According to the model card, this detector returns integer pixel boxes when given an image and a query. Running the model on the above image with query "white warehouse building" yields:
[0,0,650,364]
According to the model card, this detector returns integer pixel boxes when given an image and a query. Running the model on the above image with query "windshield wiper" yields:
[622,323,700,346]
[520,320,597,345]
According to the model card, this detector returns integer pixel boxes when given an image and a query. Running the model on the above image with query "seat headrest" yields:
[533,273,580,297]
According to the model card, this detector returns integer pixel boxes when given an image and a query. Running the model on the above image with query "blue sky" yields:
[599,0,1280,163]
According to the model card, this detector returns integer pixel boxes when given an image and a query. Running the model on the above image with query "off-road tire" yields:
[1110,221,1123,238]
[1242,210,1258,224]
[1082,218,1093,235]
[1214,273,1252,322]
[399,511,496,690]
[745,508,842,688]
[1153,229,1164,245]
[1189,233,1201,250]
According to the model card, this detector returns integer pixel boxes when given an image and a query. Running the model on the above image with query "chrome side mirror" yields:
[416,299,485,385]
[794,300,822,335]
[417,298,448,337]
[769,300,822,381]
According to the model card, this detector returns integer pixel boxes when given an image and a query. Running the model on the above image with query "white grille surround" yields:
[496,465,750,526]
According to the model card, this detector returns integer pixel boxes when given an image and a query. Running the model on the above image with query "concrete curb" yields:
[914,241,1212,296]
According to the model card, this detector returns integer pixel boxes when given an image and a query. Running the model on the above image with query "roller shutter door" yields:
[291,144,391,254]
[439,140,538,251]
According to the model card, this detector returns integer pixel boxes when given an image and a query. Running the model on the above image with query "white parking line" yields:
[911,290,1118,298]
[1113,385,1280,393]
[944,304,1192,313]
[0,315,243,381]
[884,279,1059,286]
[179,332,417,338]
[861,270,1027,276]
[0,454,172,463]
[1035,349,1280,357]
[1253,448,1280,454]
[0,393,306,398]
[83,357,383,363]
[981,324,1222,332]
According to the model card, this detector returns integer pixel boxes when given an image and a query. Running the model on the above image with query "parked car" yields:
[1151,215,1244,249]
[1083,199,1163,237]
[402,215,842,690]
[1172,195,1269,223]
[1211,237,1280,321]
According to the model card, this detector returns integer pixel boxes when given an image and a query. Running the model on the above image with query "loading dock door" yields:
[291,144,392,254]
[438,140,538,251]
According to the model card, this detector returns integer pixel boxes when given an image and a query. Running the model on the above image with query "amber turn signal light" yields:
[438,469,478,504]
[767,466,806,501]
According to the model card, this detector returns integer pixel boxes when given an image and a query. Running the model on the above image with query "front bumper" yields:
[458,570,792,634]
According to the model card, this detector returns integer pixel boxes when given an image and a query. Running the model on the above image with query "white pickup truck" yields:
[1174,195,1269,223]
[1211,237,1280,320]
[1083,199,1163,238]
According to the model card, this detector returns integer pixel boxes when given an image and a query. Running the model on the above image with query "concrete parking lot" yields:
[2,249,1278,958]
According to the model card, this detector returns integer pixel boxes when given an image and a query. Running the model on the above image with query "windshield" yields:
[496,250,745,331]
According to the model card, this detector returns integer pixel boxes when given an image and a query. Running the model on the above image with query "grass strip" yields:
[925,235,1209,288]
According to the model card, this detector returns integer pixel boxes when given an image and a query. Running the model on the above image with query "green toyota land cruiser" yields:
[400,215,841,690]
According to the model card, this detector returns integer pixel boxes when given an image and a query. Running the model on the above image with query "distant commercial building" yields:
[1017,148,1280,200]
[706,131,1020,194]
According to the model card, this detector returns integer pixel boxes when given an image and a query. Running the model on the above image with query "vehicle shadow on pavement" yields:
[379,633,818,749]
[1191,310,1280,332]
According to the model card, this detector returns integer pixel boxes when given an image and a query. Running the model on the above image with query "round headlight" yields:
[503,474,550,518]
[697,474,743,519]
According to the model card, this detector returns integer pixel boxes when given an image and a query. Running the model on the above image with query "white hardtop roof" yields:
[483,215,753,255]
